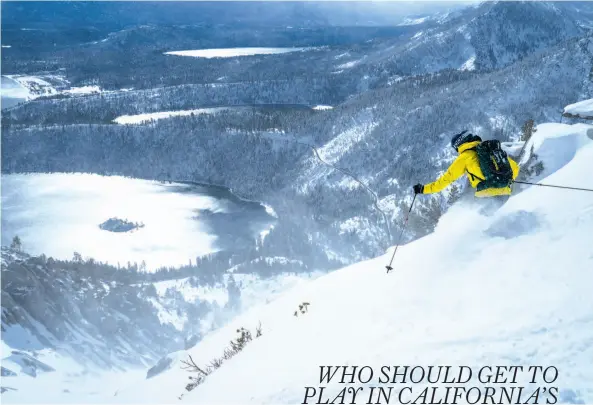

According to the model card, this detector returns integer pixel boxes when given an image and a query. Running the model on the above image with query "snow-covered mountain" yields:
[0,246,324,398]
[332,1,588,76]
[1,249,182,369]
[108,121,593,404]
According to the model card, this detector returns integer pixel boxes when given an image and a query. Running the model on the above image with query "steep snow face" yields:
[108,123,593,404]
[518,123,592,179]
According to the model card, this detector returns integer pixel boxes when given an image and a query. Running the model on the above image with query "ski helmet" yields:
[451,130,481,151]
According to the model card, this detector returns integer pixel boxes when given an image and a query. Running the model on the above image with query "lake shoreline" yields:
[1,172,277,270]
[164,47,312,59]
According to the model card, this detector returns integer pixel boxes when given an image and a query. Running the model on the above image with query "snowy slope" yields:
[113,108,229,125]
[1,339,146,404]
[107,122,593,404]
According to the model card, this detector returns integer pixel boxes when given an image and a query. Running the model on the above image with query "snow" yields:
[113,108,229,124]
[316,122,378,165]
[4,75,63,98]
[501,141,525,157]
[63,86,102,95]
[1,76,30,101]
[103,122,593,404]
[227,271,323,311]
[147,298,187,331]
[0,349,146,404]
[154,278,228,307]
[460,55,476,71]
[1,74,134,104]
[518,123,592,172]
[336,60,360,69]
[398,16,430,26]
[259,225,274,243]
[4,351,55,377]
[2,314,61,352]
[312,105,333,111]
[336,176,362,191]
[262,203,278,219]
[564,98,593,118]
[1,173,272,270]
[387,76,404,86]
[164,47,308,59]
[0,75,103,100]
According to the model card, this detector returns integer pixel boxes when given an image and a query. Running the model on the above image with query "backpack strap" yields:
[466,170,485,182]
[462,147,485,182]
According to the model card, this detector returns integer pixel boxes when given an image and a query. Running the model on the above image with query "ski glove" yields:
[413,184,424,194]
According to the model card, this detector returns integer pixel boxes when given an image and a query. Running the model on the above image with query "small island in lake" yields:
[99,218,145,233]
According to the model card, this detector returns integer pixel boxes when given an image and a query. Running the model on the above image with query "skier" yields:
[413,130,520,215]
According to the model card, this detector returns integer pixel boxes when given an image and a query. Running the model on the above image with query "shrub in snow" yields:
[180,323,263,396]
[294,301,311,317]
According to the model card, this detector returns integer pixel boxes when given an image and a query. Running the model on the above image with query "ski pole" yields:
[513,180,593,193]
[385,194,416,273]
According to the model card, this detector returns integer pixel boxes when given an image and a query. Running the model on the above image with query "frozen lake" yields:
[164,47,309,59]
[1,173,276,270]
[1,76,29,109]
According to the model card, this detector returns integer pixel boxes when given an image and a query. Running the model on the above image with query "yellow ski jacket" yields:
[423,141,520,197]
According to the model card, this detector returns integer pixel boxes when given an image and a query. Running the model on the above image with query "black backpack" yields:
[467,140,513,191]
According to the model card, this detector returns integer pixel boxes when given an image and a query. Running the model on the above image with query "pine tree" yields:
[521,119,536,142]
[447,184,461,206]
[10,235,22,252]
